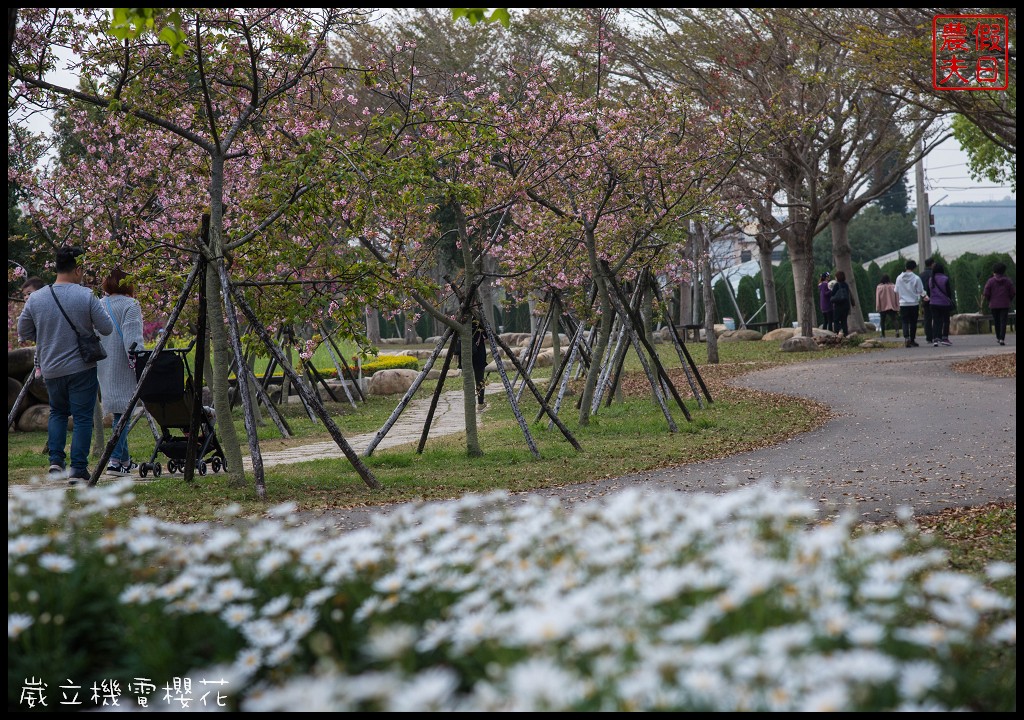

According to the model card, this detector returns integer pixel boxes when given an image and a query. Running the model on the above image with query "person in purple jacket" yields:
[818,272,833,332]
[927,263,955,347]
[982,262,1016,346]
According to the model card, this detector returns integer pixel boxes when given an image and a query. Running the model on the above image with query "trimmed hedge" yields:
[357,355,420,375]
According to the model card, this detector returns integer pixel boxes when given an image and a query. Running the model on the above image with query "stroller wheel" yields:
[198,461,208,476]
[153,462,162,477]
[140,464,149,478]
[167,459,177,474]
[211,457,222,473]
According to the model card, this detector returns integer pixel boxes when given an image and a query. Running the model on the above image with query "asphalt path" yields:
[314,333,1017,530]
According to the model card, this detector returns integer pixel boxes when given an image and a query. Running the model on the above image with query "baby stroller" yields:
[130,345,227,478]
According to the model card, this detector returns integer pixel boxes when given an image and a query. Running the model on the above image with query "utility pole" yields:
[914,139,932,267]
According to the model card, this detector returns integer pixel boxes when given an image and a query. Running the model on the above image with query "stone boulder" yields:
[8,347,36,378]
[762,327,797,342]
[719,329,763,342]
[950,313,988,335]
[27,374,49,403]
[367,368,420,396]
[426,367,461,381]
[500,332,532,347]
[15,403,51,432]
[517,333,570,349]
[780,336,819,353]
[8,376,23,415]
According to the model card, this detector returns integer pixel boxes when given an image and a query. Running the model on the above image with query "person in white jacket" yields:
[893,259,928,348]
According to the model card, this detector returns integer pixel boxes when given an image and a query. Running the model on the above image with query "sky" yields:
[911,134,1016,211]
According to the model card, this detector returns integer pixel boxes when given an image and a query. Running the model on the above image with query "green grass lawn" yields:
[9,334,873,522]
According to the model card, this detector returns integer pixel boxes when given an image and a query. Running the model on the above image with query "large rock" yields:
[780,336,819,353]
[8,376,23,414]
[517,333,570,349]
[500,332,532,347]
[15,403,51,432]
[27,374,49,403]
[426,367,461,381]
[8,347,36,378]
[367,368,420,396]
[763,328,797,342]
[719,329,763,342]
[950,313,988,335]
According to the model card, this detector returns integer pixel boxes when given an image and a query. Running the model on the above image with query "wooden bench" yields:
[674,324,704,342]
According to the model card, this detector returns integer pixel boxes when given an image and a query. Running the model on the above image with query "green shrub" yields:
[358,355,420,376]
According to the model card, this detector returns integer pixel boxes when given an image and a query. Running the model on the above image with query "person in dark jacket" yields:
[818,272,834,332]
[453,318,489,405]
[920,257,935,344]
[829,270,855,337]
[927,263,955,347]
[982,262,1016,346]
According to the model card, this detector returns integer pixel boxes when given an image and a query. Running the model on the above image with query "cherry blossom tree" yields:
[9,8,383,493]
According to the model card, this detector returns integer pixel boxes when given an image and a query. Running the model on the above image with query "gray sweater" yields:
[17,283,113,380]
[98,294,146,414]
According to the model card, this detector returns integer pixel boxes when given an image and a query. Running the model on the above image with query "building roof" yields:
[865,229,1016,269]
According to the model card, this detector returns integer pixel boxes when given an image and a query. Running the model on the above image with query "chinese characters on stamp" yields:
[933,14,1009,90]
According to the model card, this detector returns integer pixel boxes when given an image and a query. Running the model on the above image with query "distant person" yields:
[818,272,833,332]
[98,268,145,475]
[894,259,927,348]
[17,247,113,484]
[874,274,900,338]
[829,270,855,337]
[453,318,489,405]
[927,262,955,347]
[920,257,935,344]
[982,262,1015,346]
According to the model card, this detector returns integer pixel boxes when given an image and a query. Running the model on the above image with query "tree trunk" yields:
[204,258,246,487]
[457,320,481,456]
[404,314,417,344]
[830,216,866,333]
[365,306,381,344]
[577,224,617,426]
[698,223,720,364]
[91,396,104,460]
[788,234,817,338]
[202,166,246,487]
[550,294,562,383]
[757,238,779,325]
[678,275,692,326]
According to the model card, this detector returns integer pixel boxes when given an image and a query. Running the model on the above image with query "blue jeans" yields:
[45,367,99,474]
[111,413,130,465]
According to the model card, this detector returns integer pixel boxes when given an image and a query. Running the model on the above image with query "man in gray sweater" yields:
[18,247,113,484]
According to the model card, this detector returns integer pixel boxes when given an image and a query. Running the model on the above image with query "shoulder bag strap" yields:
[105,297,124,341]
[49,285,83,334]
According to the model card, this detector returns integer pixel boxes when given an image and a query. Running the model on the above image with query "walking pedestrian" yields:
[927,263,955,347]
[874,274,900,338]
[920,257,935,344]
[829,271,855,337]
[17,246,113,484]
[982,262,1015,346]
[818,272,834,332]
[98,268,145,475]
[453,318,489,405]
[894,259,927,347]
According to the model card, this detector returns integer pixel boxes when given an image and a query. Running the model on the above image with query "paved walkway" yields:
[15,335,1015,529]
[304,333,1016,531]
[241,385,496,470]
